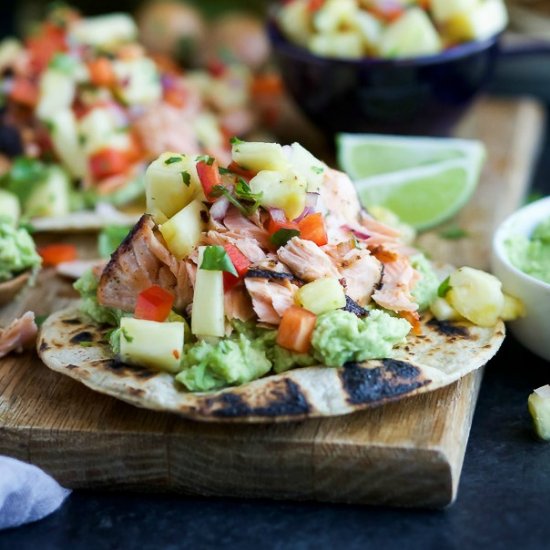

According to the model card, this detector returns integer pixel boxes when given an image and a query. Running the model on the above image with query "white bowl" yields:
[491,196,550,361]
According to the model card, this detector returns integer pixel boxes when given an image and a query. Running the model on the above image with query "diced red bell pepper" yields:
[307,0,325,12]
[26,23,67,73]
[89,148,131,181]
[38,244,77,266]
[87,57,116,88]
[135,285,175,322]
[196,158,221,200]
[277,306,317,354]
[222,244,251,292]
[10,78,39,108]
[370,3,405,23]
[267,211,300,236]
[297,213,328,247]
[227,161,257,180]
[251,74,284,99]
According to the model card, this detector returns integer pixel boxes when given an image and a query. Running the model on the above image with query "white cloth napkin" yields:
[0,456,71,530]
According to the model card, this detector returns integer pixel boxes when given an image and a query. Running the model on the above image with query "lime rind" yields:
[337,133,485,230]
[353,155,484,230]
[337,133,485,180]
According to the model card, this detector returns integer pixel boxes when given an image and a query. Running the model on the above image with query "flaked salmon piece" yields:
[252,254,294,275]
[372,256,419,313]
[336,249,383,306]
[98,215,193,312]
[0,312,37,359]
[245,278,298,325]
[202,230,266,263]
[277,237,339,282]
[223,206,271,249]
[224,287,255,322]
[320,168,361,225]
[134,103,202,159]
[360,213,402,239]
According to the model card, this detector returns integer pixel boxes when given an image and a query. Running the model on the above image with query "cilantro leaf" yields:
[437,276,452,298]
[230,136,244,145]
[180,171,191,186]
[439,226,469,240]
[200,245,237,276]
[164,156,182,165]
[270,228,300,247]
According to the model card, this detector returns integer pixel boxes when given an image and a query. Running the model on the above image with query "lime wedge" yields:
[337,133,485,230]
[354,157,483,230]
[337,133,484,179]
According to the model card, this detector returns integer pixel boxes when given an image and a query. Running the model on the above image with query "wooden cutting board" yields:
[0,97,545,508]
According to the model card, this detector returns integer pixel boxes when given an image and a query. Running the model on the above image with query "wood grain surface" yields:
[0,97,545,508]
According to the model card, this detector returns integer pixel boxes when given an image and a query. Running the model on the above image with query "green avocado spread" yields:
[108,309,412,392]
[506,216,550,284]
[411,253,439,311]
[0,222,41,282]
[74,269,124,326]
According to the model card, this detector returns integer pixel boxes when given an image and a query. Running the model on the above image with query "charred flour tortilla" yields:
[37,306,505,423]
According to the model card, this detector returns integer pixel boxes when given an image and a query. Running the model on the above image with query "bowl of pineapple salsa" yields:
[492,196,550,361]
[268,0,509,134]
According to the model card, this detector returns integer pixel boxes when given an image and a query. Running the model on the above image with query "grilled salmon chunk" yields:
[98,215,193,312]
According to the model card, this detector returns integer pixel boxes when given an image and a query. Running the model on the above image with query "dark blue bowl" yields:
[267,18,501,136]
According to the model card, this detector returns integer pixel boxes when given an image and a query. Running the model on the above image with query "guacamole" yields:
[74,270,124,326]
[506,216,550,284]
[311,309,411,367]
[0,222,41,282]
[411,253,439,311]
[108,308,412,391]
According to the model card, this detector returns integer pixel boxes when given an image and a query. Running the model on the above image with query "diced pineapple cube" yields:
[232,141,289,173]
[49,109,86,178]
[500,293,526,321]
[159,199,207,259]
[119,318,184,374]
[445,0,508,42]
[287,142,326,193]
[429,0,479,24]
[446,267,504,327]
[380,8,442,58]
[528,385,550,440]
[193,113,224,151]
[249,170,307,220]
[430,297,463,322]
[0,38,22,73]
[308,31,364,59]
[278,0,311,47]
[69,13,137,48]
[25,167,71,219]
[113,58,162,106]
[313,0,358,34]
[354,11,382,50]
[0,189,20,225]
[36,69,76,120]
[78,107,126,155]
[297,278,346,315]
[146,152,200,223]
[191,247,225,338]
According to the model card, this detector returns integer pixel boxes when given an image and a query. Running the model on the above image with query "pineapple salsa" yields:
[278,0,508,60]
[76,139,520,392]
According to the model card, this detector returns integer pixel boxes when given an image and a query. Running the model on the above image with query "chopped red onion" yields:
[342,224,370,240]
[210,195,230,220]
[267,207,287,222]
[293,193,320,222]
